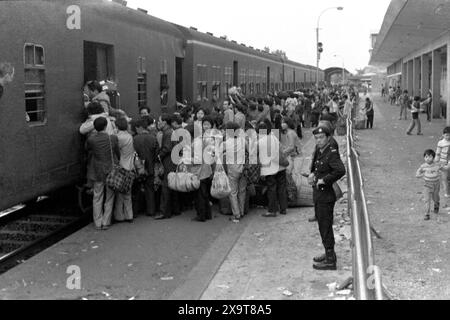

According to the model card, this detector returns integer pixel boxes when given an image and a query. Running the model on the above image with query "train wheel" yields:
[77,185,93,214]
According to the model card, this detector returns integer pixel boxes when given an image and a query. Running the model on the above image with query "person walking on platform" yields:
[406,96,423,136]
[86,117,120,230]
[399,90,410,120]
[416,149,442,221]
[365,97,374,129]
[308,126,346,271]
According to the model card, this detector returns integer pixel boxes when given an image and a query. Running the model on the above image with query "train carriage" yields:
[0,0,184,211]
[0,0,324,213]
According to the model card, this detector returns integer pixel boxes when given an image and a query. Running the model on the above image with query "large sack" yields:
[168,164,200,192]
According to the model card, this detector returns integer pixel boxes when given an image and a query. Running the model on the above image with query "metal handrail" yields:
[346,115,384,300]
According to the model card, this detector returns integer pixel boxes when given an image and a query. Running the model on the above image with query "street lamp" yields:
[316,6,344,89]
[333,54,345,85]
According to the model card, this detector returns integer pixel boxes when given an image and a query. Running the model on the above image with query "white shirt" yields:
[258,133,285,177]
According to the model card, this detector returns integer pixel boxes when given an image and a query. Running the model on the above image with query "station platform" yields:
[0,129,352,301]
[352,94,450,300]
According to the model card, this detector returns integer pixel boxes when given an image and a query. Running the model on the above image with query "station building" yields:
[370,0,450,125]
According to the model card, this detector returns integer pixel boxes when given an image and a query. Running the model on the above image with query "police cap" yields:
[312,126,330,136]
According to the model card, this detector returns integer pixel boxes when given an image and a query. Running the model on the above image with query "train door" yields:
[175,57,183,102]
[83,41,115,84]
[267,67,270,92]
[233,61,238,86]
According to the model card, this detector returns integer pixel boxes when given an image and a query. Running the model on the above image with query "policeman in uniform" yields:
[308,126,346,271]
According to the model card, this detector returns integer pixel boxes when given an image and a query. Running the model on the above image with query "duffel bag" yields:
[168,164,200,193]
[106,165,136,194]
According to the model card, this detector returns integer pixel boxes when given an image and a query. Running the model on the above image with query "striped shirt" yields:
[435,139,450,165]
[416,163,441,183]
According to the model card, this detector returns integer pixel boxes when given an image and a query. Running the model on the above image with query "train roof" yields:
[172,24,320,72]
[8,0,185,39]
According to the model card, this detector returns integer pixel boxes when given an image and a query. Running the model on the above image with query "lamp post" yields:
[333,54,345,85]
[316,6,344,89]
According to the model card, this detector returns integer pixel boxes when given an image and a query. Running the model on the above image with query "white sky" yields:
[125,0,391,73]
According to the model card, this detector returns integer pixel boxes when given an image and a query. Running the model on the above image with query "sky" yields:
[124,0,392,74]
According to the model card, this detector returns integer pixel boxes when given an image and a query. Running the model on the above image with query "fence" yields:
[346,116,384,300]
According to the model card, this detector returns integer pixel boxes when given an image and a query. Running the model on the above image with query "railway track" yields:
[0,192,90,274]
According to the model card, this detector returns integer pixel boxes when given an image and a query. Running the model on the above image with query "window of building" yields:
[137,57,147,109]
[24,44,46,124]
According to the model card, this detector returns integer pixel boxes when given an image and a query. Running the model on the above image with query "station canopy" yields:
[370,0,450,66]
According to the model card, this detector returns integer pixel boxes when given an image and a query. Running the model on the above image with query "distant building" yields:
[370,0,450,123]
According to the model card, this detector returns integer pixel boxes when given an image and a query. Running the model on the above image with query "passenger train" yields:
[0,0,325,212]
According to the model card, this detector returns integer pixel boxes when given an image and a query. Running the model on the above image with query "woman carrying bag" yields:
[182,118,214,222]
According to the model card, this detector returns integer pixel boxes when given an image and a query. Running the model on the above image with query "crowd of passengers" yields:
[79,80,361,230]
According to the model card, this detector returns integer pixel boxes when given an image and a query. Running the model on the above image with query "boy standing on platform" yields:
[416,150,443,221]
[435,127,450,200]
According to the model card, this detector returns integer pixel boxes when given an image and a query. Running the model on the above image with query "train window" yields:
[211,66,221,101]
[160,59,169,105]
[196,64,208,101]
[24,44,46,124]
[224,67,232,96]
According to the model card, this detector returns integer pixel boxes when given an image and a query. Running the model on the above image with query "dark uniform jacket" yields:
[86,132,120,182]
[310,143,346,203]
[133,132,158,177]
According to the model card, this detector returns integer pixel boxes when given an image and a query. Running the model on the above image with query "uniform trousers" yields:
[314,201,336,250]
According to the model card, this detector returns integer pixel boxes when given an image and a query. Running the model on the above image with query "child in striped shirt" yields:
[435,127,450,197]
[416,149,444,220]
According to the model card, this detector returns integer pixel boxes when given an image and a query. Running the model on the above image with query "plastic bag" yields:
[210,164,231,199]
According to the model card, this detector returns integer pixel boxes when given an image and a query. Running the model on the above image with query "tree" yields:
[263,46,270,53]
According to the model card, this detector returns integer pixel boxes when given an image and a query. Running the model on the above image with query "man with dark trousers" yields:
[308,126,346,271]
[155,114,180,220]
[133,119,159,217]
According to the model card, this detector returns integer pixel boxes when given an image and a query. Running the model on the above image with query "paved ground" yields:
[356,94,450,300]
[0,128,353,300]
[0,210,247,300]
[200,133,353,300]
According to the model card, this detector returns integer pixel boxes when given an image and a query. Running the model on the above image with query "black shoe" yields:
[434,203,440,214]
[313,253,326,263]
[424,214,430,221]
[125,219,133,223]
[308,216,317,222]
[154,214,166,220]
[192,217,206,222]
[313,250,337,271]
[280,211,287,215]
